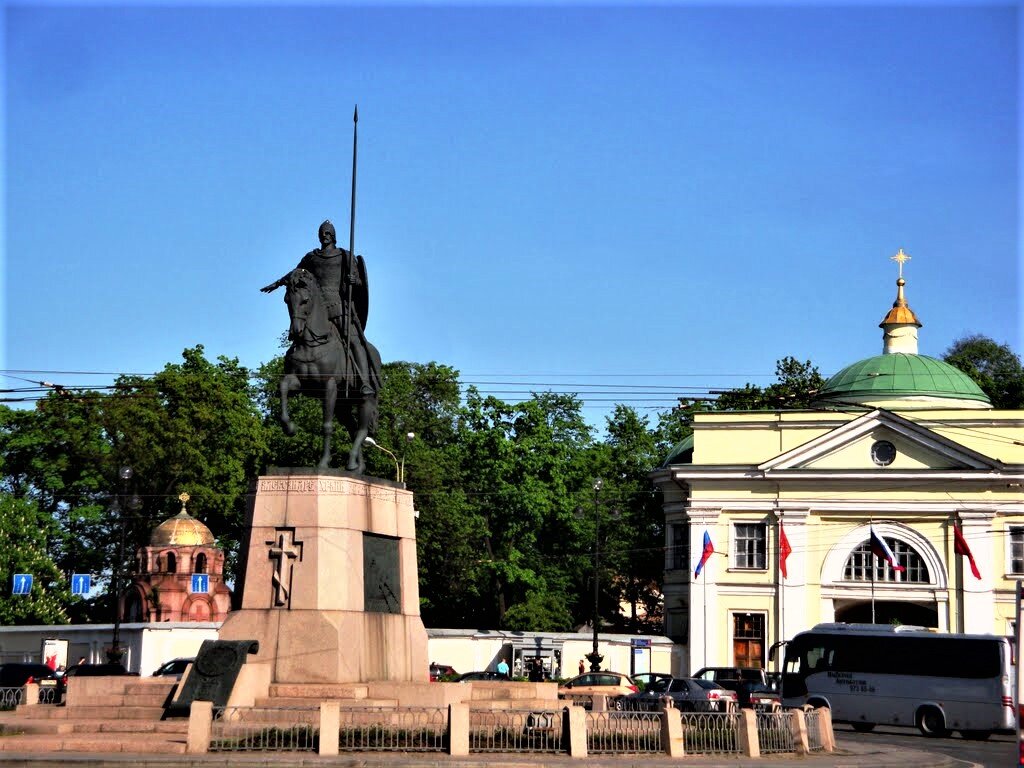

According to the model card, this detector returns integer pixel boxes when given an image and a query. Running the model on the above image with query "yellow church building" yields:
[652,254,1024,674]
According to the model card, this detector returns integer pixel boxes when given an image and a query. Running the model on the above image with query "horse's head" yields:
[285,268,320,341]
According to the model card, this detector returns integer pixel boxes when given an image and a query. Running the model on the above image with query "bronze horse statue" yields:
[279,268,381,472]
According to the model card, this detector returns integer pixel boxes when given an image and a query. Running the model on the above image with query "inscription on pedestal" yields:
[363,533,400,614]
[267,528,303,608]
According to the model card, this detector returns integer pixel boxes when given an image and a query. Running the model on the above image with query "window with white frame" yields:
[1010,526,1024,575]
[733,523,767,569]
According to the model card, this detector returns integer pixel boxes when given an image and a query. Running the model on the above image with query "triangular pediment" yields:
[759,409,1002,473]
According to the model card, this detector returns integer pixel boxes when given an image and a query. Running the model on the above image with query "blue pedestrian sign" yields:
[71,574,92,596]
[191,574,209,594]
[12,574,33,595]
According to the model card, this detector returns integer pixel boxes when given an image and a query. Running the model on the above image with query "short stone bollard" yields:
[565,705,588,757]
[659,697,685,757]
[186,700,214,754]
[448,702,470,756]
[21,683,39,707]
[319,701,340,756]
[736,708,760,757]
[591,693,608,711]
[788,707,810,755]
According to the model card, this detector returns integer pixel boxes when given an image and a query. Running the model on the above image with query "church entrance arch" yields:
[820,522,948,630]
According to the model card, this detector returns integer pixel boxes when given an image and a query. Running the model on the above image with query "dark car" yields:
[454,671,506,682]
[625,677,737,712]
[0,663,60,688]
[63,663,129,678]
[152,658,194,679]
[633,672,673,692]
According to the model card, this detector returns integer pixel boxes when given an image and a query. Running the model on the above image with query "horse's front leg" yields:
[280,373,301,436]
[318,377,338,470]
[345,397,373,473]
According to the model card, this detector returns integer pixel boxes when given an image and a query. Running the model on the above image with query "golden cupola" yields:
[149,492,215,547]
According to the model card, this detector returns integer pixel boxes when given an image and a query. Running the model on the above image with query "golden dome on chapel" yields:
[149,493,215,547]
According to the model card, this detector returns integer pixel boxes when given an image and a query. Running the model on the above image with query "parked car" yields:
[454,671,506,682]
[429,663,457,682]
[557,671,638,709]
[632,672,672,692]
[152,657,194,679]
[692,666,768,686]
[741,682,782,712]
[625,676,737,712]
[694,667,781,712]
[0,663,61,689]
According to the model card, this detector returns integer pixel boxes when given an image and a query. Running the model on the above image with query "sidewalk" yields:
[0,737,960,768]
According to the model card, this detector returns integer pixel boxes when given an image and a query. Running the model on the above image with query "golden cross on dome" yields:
[179,492,190,513]
[890,248,911,278]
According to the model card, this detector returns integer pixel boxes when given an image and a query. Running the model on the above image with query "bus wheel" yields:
[960,730,991,741]
[851,722,875,733]
[916,706,949,738]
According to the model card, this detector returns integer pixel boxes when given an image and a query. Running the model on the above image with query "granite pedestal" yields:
[219,470,428,686]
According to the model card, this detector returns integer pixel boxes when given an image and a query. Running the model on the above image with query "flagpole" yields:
[344,105,358,397]
[703,568,707,668]
[870,522,876,624]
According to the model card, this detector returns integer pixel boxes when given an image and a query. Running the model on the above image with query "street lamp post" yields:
[586,479,604,672]
[365,433,416,484]
[108,466,141,664]
[363,437,400,483]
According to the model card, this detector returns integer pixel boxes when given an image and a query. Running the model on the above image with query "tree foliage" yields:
[0,347,267,618]
[0,493,71,625]
[944,334,1024,409]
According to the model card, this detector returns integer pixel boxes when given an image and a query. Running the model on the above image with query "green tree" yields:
[0,493,71,625]
[0,346,267,619]
[713,357,825,410]
[944,334,1024,409]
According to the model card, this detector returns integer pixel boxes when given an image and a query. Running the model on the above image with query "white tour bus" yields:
[779,623,1014,739]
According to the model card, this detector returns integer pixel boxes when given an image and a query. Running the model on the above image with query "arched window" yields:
[166,552,177,573]
[843,537,929,583]
[194,553,208,574]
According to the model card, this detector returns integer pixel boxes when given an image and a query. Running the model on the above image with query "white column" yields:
[959,511,995,634]
[778,508,810,643]
[688,508,721,671]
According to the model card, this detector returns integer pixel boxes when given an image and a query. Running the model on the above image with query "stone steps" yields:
[255,696,398,709]
[0,732,186,754]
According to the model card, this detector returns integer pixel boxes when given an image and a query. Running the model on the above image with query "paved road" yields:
[834,723,1017,768]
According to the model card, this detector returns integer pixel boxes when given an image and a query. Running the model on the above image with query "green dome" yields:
[815,353,990,407]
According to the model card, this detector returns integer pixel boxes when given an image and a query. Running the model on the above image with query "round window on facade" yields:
[871,440,896,466]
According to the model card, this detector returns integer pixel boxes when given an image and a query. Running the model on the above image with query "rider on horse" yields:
[262,220,378,396]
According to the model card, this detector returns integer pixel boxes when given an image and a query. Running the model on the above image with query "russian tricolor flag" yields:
[694,530,715,578]
[869,528,905,573]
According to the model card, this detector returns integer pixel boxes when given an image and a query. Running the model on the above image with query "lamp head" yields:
[364,437,378,447]
[119,466,133,481]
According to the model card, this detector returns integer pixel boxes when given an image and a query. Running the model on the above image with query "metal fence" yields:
[585,710,663,754]
[756,711,796,754]
[804,708,824,752]
[210,706,319,752]
[0,686,59,710]
[469,708,563,753]
[0,687,23,710]
[680,711,742,755]
[338,706,447,752]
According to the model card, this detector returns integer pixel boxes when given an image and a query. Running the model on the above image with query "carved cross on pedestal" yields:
[266,529,303,608]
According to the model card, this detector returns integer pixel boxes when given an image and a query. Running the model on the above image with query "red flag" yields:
[779,524,792,579]
[953,522,981,580]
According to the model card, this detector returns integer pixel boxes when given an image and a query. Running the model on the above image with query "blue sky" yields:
[3,2,1020,428]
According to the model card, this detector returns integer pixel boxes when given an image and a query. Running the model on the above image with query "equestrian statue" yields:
[260,220,382,472]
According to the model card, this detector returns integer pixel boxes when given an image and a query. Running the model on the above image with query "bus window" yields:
[805,646,829,672]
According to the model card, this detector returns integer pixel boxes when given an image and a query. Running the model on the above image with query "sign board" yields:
[41,638,69,671]
[631,638,652,648]
[71,574,91,596]
[12,574,33,595]
[191,574,210,594]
